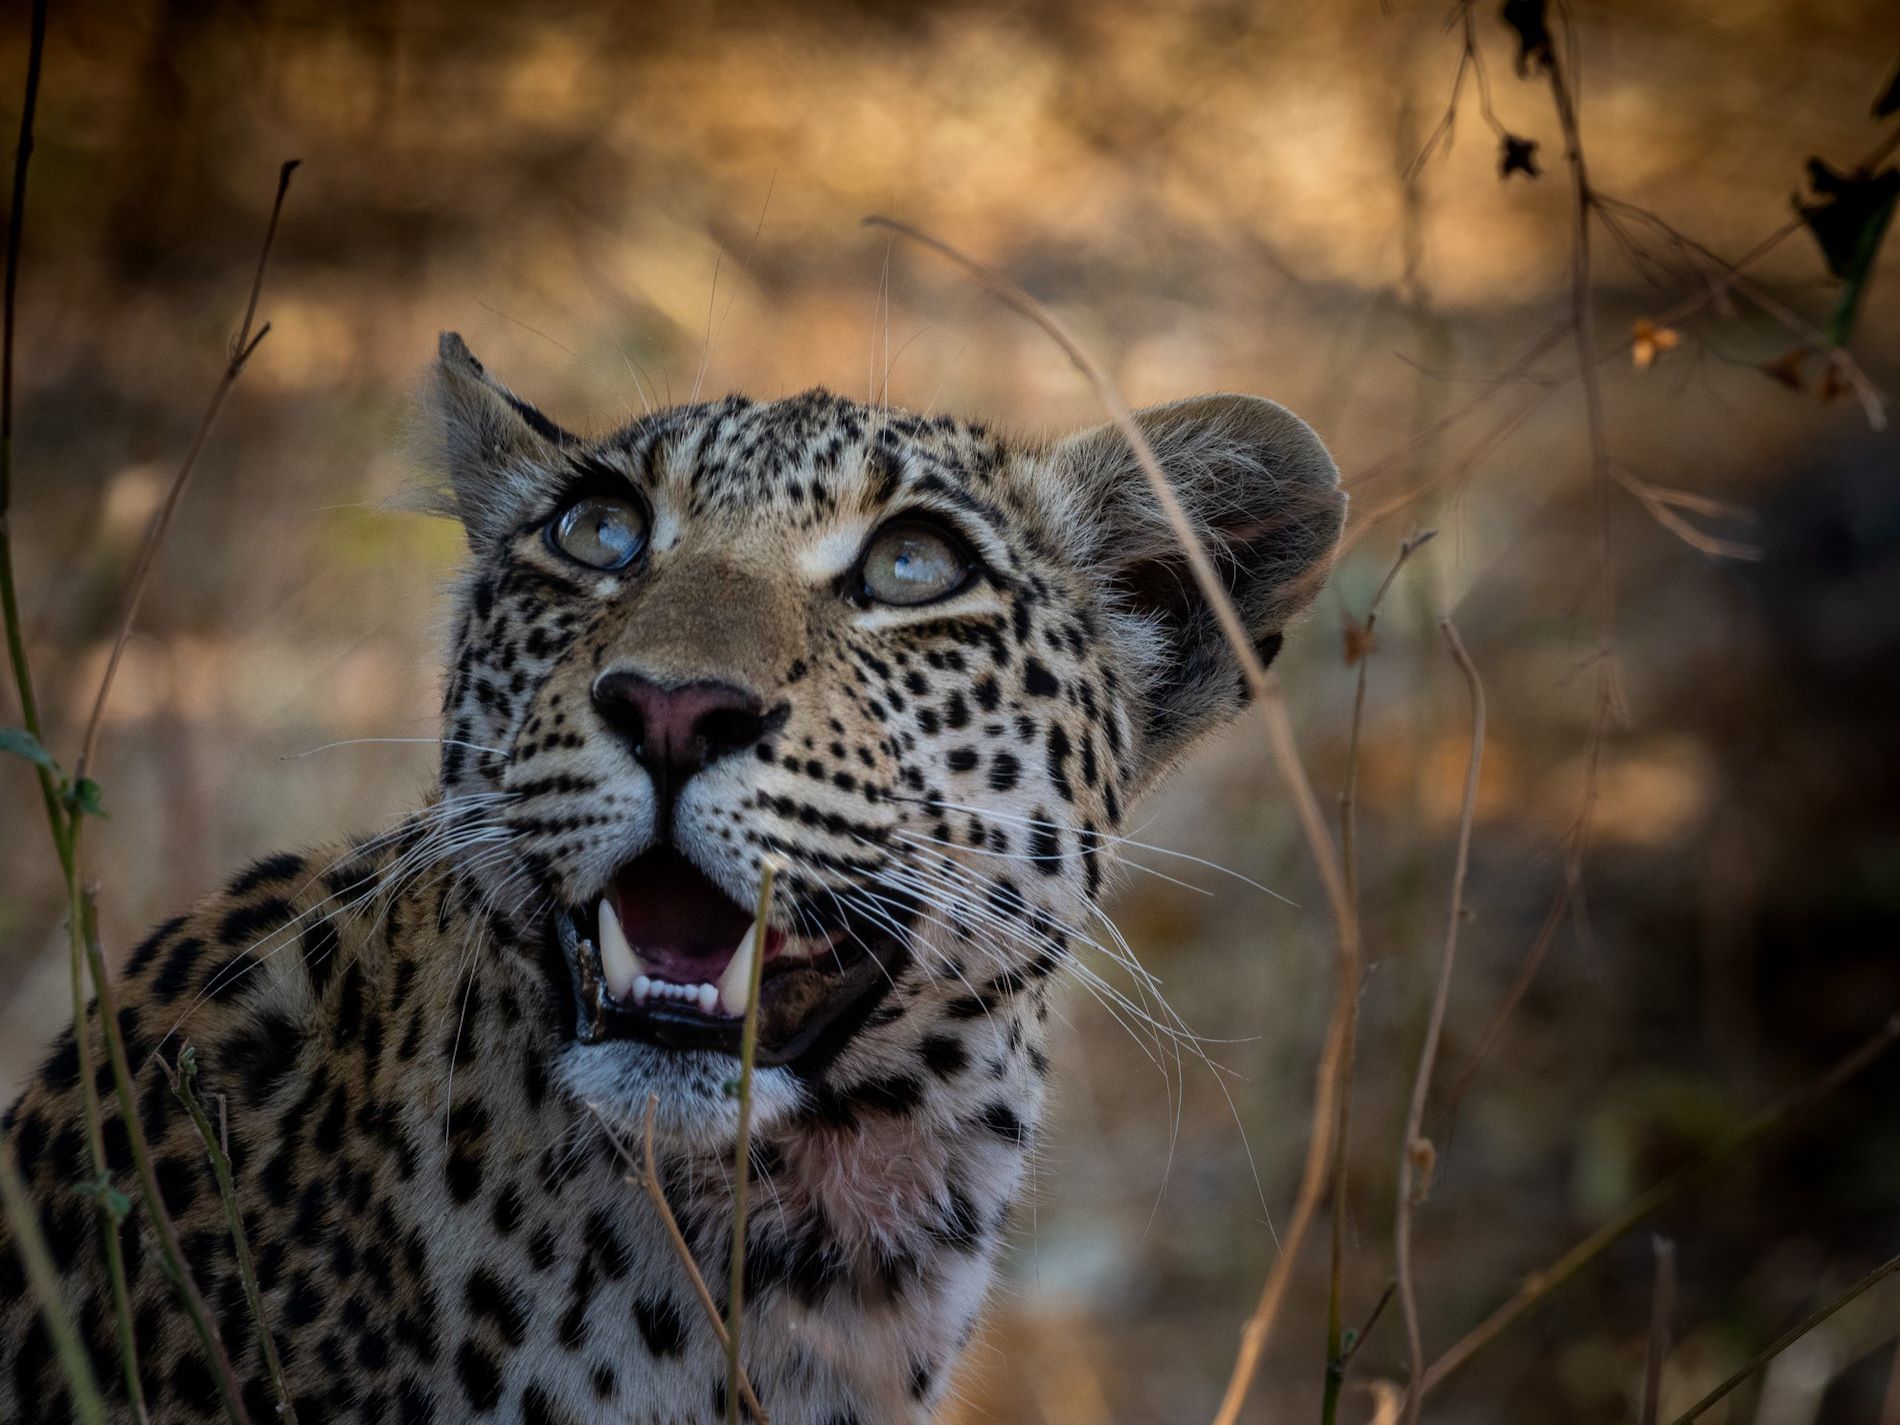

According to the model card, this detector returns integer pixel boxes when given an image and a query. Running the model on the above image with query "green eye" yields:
[858,519,972,606]
[549,494,648,571]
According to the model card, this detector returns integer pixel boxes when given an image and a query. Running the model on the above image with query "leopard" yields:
[0,331,1343,1423]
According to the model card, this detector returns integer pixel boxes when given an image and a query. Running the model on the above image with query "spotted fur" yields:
[0,333,1343,1422]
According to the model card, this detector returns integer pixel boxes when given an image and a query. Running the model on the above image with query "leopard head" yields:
[422,333,1343,1146]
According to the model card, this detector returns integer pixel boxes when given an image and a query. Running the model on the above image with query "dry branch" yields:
[1395,617,1485,1425]
[1420,1014,1900,1398]
[1665,1251,1900,1425]
[74,157,299,784]
[82,893,251,1423]
[726,862,777,1425]
[1350,112,1898,552]
[860,214,1363,1425]
[594,1100,770,1424]
[0,4,148,1411]
[1325,530,1433,1425]
[169,1046,300,1424]
[0,1135,105,1425]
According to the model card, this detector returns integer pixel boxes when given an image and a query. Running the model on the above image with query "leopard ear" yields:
[423,333,576,548]
[1049,393,1345,799]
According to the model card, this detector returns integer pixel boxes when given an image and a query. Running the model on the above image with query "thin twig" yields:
[1542,10,1627,998]
[1420,1014,1900,1397]
[1338,1280,1397,1375]
[1664,1252,1900,1425]
[1639,1236,1676,1425]
[862,216,1306,705]
[82,893,251,1423]
[168,1045,299,1425]
[1396,617,1486,1425]
[1405,1,1508,180]
[1348,119,1899,551]
[74,157,299,784]
[1434,882,1568,1124]
[594,1099,770,1424]
[0,6,148,1412]
[1325,531,1434,1425]
[0,1134,106,1425]
[861,213,1361,1425]
[1614,468,1763,561]
[35,155,302,1425]
[1594,191,1888,430]
[63,855,147,1420]
[0,0,63,879]
[1339,531,1438,909]
[3,159,301,1425]
[726,861,777,1425]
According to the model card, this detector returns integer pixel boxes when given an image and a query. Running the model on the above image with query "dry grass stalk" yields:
[0,4,147,1412]
[726,860,778,1425]
[32,156,305,1425]
[0,1134,106,1424]
[1434,881,1568,1125]
[1639,1236,1677,1425]
[1395,617,1485,1425]
[1355,76,1898,558]
[593,1099,770,1423]
[862,212,1361,1425]
[169,1045,300,1424]
[0,61,298,1410]
[1325,531,1434,1425]
[1389,0,1900,1241]
[1420,1013,1900,1398]
[73,157,299,785]
[80,893,251,1423]
[1594,192,1888,430]
[63,884,148,1421]
[1664,1251,1900,1425]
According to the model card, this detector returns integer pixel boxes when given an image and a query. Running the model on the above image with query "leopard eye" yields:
[548,494,648,571]
[857,518,972,607]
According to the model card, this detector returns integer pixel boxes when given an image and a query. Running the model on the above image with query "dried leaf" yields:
[1818,362,1852,405]
[1499,133,1540,180]
[1344,618,1375,667]
[1500,0,1554,77]
[1631,319,1681,370]
[1798,159,1900,281]
[1796,158,1899,346]
[1759,346,1809,392]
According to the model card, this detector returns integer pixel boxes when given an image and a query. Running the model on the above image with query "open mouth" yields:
[548,846,909,1070]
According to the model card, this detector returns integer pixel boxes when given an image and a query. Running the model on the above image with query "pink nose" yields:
[590,672,772,794]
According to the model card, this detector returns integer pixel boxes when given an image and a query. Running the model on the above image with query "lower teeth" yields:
[631,976,720,1013]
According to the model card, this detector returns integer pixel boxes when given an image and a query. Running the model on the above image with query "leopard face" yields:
[425,333,1344,1151]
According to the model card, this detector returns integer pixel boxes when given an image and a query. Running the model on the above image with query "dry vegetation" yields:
[2,1,1899,1421]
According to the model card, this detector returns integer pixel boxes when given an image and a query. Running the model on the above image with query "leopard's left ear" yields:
[422,333,577,549]
[1048,393,1345,799]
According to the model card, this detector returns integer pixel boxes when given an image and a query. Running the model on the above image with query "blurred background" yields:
[1,1,1897,1420]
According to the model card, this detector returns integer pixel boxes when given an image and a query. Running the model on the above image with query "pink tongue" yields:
[610,847,759,981]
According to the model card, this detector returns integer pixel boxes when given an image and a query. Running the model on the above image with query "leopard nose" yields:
[591,671,774,792]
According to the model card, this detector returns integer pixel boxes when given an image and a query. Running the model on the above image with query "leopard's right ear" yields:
[422,333,575,548]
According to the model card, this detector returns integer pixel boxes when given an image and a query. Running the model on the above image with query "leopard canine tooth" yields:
[597,898,639,1000]
[717,920,761,1017]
